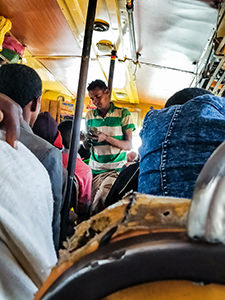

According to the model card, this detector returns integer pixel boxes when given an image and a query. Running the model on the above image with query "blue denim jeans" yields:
[138,94,225,198]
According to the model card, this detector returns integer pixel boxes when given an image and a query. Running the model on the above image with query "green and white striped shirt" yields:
[86,102,135,174]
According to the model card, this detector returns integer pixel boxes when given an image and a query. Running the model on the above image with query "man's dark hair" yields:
[165,88,213,108]
[0,64,42,108]
[87,79,107,92]
[33,112,58,144]
[58,120,73,149]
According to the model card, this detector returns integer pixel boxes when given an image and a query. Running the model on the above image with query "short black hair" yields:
[0,64,42,108]
[165,88,213,108]
[58,120,73,149]
[87,79,107,91]
[33,112,58,144]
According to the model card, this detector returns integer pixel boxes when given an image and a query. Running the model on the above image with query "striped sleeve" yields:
[122,108,136,133]
[85,110,92,131]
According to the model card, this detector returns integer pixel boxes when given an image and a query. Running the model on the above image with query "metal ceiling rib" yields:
[56,0,84,46]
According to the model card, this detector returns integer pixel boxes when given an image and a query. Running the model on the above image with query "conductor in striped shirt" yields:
[85,80,135,214]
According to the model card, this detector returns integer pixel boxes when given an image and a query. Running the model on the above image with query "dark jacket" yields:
[105,162,139,207]
[19,120,63,250]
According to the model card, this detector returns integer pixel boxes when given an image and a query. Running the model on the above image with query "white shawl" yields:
[0,131,57,300]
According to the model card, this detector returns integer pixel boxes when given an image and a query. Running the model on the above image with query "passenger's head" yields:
[33,112,60,144]
[0,64,42,127]
[165,88,213,108]
[87,79,110,111]
[58,119,73,149]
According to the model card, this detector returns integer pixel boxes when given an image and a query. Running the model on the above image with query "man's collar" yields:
[93,102,115,117]
[20,119,33,133]
[108,102,115,113]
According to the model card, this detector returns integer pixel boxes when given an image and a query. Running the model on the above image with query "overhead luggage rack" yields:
[197,2,225,96]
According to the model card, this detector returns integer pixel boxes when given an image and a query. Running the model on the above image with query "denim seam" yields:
[141,110,154,132]
[160,106,182,196]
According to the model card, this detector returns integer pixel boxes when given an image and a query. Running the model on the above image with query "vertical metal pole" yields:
[126,0,137,63]
[108,49,117,99]
[60,0,98,244]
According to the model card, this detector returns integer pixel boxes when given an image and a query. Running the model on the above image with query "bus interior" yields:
[0,0,224,139]
[1,0,225,299]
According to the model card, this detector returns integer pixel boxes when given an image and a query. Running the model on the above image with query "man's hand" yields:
[97,129,133,150]
[0,93,22,148]
[86,128,133,150]
[88,132,107,143]
[96,132,107,142]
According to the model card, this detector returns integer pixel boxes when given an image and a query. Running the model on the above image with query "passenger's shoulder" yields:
[20,127,61,162]
[143,106,176,122]
[114,106,131,117]
[191,94,225,108]
[121,107,130,114]
[113,105,127,112]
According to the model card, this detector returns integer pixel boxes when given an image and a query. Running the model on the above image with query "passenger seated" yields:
[58,119,93,219]
[33,112,63,150]
[138,87,225,199]
[0,64,63,251]
[0,95,57,299]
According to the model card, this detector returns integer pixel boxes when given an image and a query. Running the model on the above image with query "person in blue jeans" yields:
[138,88,225,199]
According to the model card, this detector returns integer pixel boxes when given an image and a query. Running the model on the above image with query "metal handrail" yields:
[60,0,98,245]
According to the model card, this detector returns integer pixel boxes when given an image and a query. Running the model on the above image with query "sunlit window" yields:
[132,127,142,153]
[80,118,86,132]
